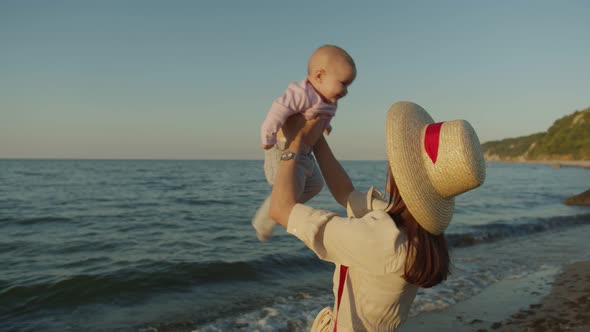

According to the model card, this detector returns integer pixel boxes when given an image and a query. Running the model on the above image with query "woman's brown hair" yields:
[386,169,450,288]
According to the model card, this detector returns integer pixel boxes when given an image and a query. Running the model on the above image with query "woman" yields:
[269,101,486,331]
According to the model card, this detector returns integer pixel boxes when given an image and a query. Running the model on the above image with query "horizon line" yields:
[0,157,388,162]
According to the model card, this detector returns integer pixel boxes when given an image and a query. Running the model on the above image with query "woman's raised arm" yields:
[269,115,325,227]
[313,135,355,207]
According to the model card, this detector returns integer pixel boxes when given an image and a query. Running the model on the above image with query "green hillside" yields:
[482,107,590,161]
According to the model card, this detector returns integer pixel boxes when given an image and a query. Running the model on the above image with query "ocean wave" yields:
[0,216,73,226]
[0,253,327,315]
[174,198,228,206]
[447,213,590,247]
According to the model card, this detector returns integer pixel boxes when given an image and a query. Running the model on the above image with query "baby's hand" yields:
[261,144,273,150]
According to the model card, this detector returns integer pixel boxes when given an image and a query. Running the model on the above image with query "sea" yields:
[1,159,589,332]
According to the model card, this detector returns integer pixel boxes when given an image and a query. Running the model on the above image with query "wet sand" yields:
[493,261,590,332]
[399,261,590,332]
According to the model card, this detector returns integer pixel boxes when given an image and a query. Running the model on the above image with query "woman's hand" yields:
[281,114,325,148]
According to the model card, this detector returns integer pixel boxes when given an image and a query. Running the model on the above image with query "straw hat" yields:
[386,102,486,235]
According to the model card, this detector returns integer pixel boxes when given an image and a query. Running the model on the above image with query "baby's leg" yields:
[253,160,307,241]
[298,156,324,203]
[254,145,281,241]
[253,139,307,241]
[252,195,273,241]
[263,140,284,186]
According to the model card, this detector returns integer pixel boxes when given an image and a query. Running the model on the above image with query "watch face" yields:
[281,152,295,161]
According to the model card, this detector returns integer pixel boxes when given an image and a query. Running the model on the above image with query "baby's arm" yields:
[323,119,333,136]
[260,82,310,148]
[261,105,291,149]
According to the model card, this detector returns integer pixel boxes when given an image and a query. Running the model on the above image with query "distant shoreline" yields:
[487,160,590,169]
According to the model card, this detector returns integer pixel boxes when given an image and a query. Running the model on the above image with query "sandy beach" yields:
[400,260,590,332]
[493,261,590,332]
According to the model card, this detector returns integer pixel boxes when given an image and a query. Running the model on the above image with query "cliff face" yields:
[483,107,590,161]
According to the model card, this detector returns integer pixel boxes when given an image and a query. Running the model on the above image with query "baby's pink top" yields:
[261,79,337,146]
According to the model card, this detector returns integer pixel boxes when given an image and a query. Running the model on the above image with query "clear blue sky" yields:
[1,1,588,160]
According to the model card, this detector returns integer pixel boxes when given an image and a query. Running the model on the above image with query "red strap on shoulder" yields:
[333,265,348,332]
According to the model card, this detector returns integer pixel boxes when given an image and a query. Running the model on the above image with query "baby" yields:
[252,45,356,241]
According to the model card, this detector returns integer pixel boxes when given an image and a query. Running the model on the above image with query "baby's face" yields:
[315,60,356,104]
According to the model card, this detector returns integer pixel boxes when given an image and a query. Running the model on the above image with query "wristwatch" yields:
[280,151,297,161]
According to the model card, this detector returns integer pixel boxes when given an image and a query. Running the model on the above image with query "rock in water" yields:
[564,189,590,206]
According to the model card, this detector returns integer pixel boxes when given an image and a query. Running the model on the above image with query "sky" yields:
[1,1,589,160]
